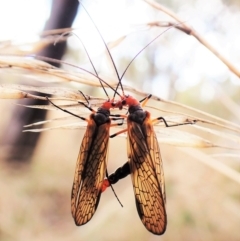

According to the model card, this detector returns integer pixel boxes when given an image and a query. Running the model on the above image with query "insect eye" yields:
[111,102,116,107]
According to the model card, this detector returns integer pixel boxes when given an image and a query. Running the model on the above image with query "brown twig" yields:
[144,0,240,78]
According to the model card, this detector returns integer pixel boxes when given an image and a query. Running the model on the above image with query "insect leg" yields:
[78,101,96,114]
[140,94,152,107]
[109,128,127,138]
[46,97,88,122]
[152,116,196,127]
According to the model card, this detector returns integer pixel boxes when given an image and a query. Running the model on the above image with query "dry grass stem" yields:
[144,0,240,78]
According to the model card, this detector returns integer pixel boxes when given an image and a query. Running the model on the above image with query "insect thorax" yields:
[93,107,110,126]
[128,105,147,124]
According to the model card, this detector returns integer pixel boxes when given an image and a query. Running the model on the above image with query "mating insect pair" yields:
[45,2,192,235]
[48,91,167,235]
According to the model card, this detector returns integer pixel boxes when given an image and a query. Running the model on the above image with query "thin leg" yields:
[110,128,127,138]
[110,117,125,122]
[46,97,88,122]
[139,95,148,104]
[110,114,128,118]
[79,90,90,105]
[78,101,96,114]
[110,114,128,128]
[141,94,152,108]
[152,116,195,127]
[110,114,127,128]
[110,122,125,127]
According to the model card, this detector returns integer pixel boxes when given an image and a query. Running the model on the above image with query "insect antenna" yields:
[119,26,176,81]
[32,54,122,98]
[115,24,181,93]
[79,2,184,101]
[79,2,125,97]
[54,30,110,99]
[71,36,124,120]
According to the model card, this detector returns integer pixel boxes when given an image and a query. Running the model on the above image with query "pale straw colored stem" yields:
[144,0,240,78]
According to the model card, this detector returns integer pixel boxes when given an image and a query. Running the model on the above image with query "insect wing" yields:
[127,113,167,235]
[71,119,96,217]
[71,117,110,225]
[142,111,166,203]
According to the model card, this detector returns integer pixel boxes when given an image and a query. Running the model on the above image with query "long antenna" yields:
[79,2,184,100]
[79,2,125,97]
[31,54,122,98]
[115,24,179,92]
[54,31,110,99]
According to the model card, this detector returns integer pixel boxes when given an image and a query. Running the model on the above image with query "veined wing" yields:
[71,119,96,217]
[71,117,110,225]
[141,111,166,203]
[127,115,167,235]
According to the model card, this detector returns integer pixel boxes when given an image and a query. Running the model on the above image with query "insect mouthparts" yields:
[122,100,126,105]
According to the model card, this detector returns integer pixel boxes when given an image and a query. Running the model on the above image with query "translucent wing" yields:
[71,117,110,225]
[127,112,167,235]
[142,111,166,203]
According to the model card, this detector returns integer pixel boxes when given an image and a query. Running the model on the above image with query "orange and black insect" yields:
[70,98,120,225]
[101,94,194,235]
[94,19,194,236]
[47,89,122,225]
[102,94,168,235]
[93,25,171,233]
[45,35,125,225]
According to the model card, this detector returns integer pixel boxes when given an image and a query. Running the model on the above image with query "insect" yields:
[101,92,195,234]
[70,100,117,225]
[47,94,122,225]
[45,38,125,225]
[71,97,120,225]
[101,94,168,235]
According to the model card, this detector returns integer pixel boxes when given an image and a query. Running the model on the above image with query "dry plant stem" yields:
[39,27,74,37]
[3,79,240,133]
[144,0,240,78]
[180,148,240,185]
[0,89,46,100]
[123,85,240,132]
[156,99,240,133]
